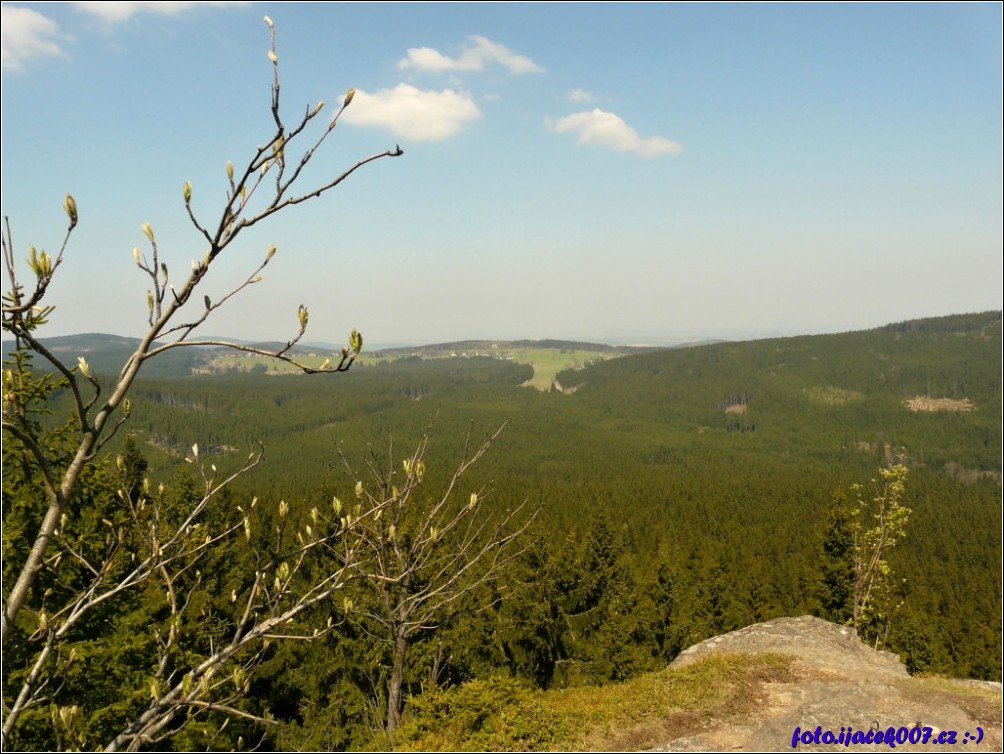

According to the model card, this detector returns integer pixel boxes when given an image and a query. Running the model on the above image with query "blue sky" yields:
[2,2,1001,346]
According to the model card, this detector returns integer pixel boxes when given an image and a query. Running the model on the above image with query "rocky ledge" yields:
[656,616,1001,752]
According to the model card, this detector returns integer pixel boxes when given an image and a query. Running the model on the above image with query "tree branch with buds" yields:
[2,18,403,750]
[331,422,537,738]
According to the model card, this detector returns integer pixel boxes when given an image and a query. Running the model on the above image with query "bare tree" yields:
[334,423,535,738]
[2,18,401,749]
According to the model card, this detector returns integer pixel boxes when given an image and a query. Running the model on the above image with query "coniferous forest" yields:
[2,311,1001,750]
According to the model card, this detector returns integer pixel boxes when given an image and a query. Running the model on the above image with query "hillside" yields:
[6,311,1000,750]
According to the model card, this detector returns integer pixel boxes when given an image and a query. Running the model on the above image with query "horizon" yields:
[2,3,1001,347]
[2,308,997,353]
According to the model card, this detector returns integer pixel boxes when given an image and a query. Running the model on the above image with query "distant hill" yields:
[4,312,999,385]
[368,338,659,359]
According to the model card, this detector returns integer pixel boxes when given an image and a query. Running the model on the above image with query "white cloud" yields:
[342,84,481,141]
[398,34,544,75]
[70,2,247,22]
[567,88,596,103]
[1,1,247,71]
[547,109,682,158]
[1,5,68,71]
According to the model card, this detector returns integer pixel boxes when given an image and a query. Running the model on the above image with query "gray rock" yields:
[652,616,1002,752]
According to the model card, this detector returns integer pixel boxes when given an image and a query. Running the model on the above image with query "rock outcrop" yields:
[656,616,1001,752]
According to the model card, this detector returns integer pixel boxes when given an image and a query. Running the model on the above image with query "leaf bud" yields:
[268,49,278,63]
[133,247,142,266]
[146,290,155,313]
[297,305,308,329]
[77,356,91,378]
[349,328,363,354]
[64,194,78,228]
[182,180,192,205]
[226,161,234,181]
[267,244,277,260]
[141,223,154,243]
[343,87,355,108]
[469,492,478,509]
[279,499,288,519]
[263,14,273,27]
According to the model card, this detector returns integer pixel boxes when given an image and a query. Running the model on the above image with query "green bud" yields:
[146,290,155,313]
[64,194,78,228]
[298,305,308,329]
[182,181,192,205]
[226,161,234,181]
[349,329,363,354]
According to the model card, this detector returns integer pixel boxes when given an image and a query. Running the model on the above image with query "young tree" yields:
[848,463,911,647]
[817,464,911,647]
[2,19,402,749]
[332,424,534,738]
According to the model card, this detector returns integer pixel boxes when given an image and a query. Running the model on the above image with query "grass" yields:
[386,652,796,751]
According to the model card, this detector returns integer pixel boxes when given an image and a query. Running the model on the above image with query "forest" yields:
[3,310,1000,750]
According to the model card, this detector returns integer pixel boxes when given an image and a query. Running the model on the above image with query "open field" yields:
[203,342,646,390]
